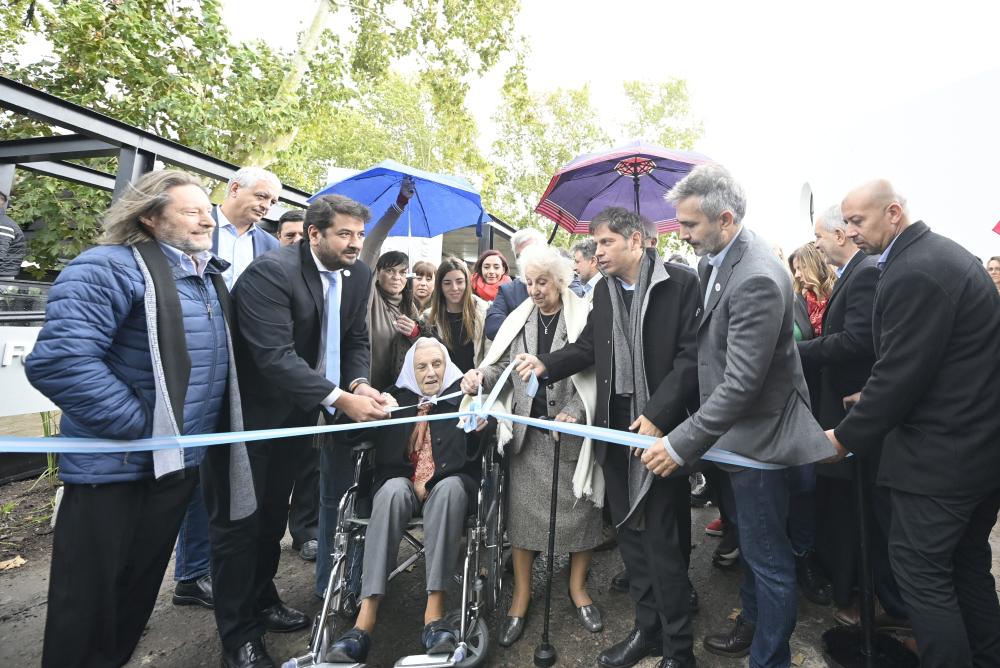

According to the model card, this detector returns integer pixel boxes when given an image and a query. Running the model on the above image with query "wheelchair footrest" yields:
[393,653,456,668]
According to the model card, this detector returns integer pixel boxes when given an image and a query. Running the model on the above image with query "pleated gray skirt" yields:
[507,427,603,554]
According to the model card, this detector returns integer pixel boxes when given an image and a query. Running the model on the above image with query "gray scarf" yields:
[132,245,257,521]
[606,249,670,529]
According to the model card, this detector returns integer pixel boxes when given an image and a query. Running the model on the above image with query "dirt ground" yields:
[3,491,998,668]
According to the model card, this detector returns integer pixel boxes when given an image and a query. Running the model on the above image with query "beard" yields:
[314,244,358,271]
[157,229,211,256]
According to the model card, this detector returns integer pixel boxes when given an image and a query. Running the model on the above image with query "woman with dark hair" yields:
[366,250,422,390]
[470,249,511,303]
[423,255,486,372]
[357,179,422,391]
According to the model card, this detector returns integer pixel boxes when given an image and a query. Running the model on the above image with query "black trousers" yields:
[202,434,313,651]
[42,471,198,668]
[604,443,693,661]
[287,443,319,548]
[888,486,1000,668]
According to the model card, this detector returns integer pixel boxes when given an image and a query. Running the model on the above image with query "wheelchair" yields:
[283,428,508,668]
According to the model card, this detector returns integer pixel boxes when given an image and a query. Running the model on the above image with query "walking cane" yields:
[534,420,560,667]
[821,406,915,668]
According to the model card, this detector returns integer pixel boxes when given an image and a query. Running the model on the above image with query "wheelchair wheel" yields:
[447,611,489,667]
[483,458,507,612]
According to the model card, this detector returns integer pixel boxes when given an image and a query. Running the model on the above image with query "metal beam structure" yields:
[0,75,311,207]
[0,134,119,162]
[18,160,116,191]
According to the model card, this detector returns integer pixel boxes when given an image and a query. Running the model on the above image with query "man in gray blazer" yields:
[644,165,835,668]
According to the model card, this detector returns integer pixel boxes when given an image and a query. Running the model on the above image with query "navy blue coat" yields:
[26,245,231,484]
[484,279,528,340]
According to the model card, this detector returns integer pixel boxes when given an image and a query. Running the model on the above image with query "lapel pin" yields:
[714,283,721,292]
[344,269,351,277]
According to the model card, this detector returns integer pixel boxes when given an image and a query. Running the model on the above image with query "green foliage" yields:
[487,61,703,252]
[0,0,518,271]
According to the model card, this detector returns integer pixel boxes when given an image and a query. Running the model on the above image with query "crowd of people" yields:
[20,163,1000,668]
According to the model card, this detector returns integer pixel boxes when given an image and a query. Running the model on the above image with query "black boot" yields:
[796,549,833,605]
[597,626,662,668]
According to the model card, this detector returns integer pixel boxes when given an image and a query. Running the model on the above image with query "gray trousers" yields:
[361,476,468,599]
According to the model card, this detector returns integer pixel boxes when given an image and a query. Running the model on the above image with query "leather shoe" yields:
[258,602,310,633]
[796,550,833,606]
[657,659,696,668]
[220,637,275,668]
[597,626,662,668]
[498,615,526,647]
[173,573,214,609]
[422,619,458,654]
[299,539,318,562]
[610,568,630,593]
[703,616,754,658]
[325,627,371,663]
[576,603,603,633]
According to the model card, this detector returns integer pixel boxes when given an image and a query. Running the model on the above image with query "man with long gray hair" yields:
[25,170,255,668]
[653,164,836,668]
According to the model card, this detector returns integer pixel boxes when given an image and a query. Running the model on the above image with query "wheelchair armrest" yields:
[352,440,376,454]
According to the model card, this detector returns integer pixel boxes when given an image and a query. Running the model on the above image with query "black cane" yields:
[821,412,915,668]
[534,422,559,667]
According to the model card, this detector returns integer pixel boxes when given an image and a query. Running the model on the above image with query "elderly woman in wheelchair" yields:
[327,337,486,664]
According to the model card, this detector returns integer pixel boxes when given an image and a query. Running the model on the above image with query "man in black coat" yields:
[798,204,906,623]
[515,207,700,668]
[827,180,1000,668]
[203,194,391,668]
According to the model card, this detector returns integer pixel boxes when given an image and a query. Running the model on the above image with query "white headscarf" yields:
[394,337,464,400]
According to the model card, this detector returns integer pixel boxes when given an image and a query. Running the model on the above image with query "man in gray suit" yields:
[645,165,835,668]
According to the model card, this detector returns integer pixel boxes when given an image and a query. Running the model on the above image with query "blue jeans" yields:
[173,480,211,581]
[729,468,797,668]
[786,464,817,557]
[315,439,364,598]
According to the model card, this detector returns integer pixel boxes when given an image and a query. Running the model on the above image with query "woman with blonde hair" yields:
[789,242,835,339]
[461,245,604,647]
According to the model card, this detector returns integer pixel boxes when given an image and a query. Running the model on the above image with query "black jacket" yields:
[540,256,700,465]
[232,239,372,429]
[834,222,1000,496]
[798,252,878,429]
[363,380,478,499]
[0,212,25,277]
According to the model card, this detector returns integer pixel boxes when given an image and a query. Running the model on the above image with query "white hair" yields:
[517,245,574,291]
[510,227,546,255]
[816,204,846,232]
[226,166,281,194]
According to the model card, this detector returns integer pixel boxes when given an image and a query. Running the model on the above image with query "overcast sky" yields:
[225,0,1000,256]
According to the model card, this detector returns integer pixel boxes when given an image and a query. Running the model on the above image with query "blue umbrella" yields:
[310,159,487,238]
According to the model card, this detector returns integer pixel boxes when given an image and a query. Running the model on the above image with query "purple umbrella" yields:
[535,139,711,234]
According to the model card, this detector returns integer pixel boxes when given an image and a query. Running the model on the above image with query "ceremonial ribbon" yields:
[0,362,785,470]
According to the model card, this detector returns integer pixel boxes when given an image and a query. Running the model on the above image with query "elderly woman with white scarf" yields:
[327,338,482,665]
[461,245,604,647]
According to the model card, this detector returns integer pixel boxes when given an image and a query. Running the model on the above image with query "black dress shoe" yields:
[258,602,310,633]
[326,627,372,663]
[597,626,662,668]
[796,550,833,605]
[610,568,630,593]
[657,659,696,668]
[703,615,754,658]
[173,574,214,609]
[498,615,526,647]
[220,638,275,668]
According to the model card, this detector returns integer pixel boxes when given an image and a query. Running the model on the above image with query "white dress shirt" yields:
[216,208,259,289]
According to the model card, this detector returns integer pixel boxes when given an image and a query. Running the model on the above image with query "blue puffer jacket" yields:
[25,244,230,484]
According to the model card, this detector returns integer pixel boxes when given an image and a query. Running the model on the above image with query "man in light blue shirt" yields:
[212,167,282,289]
